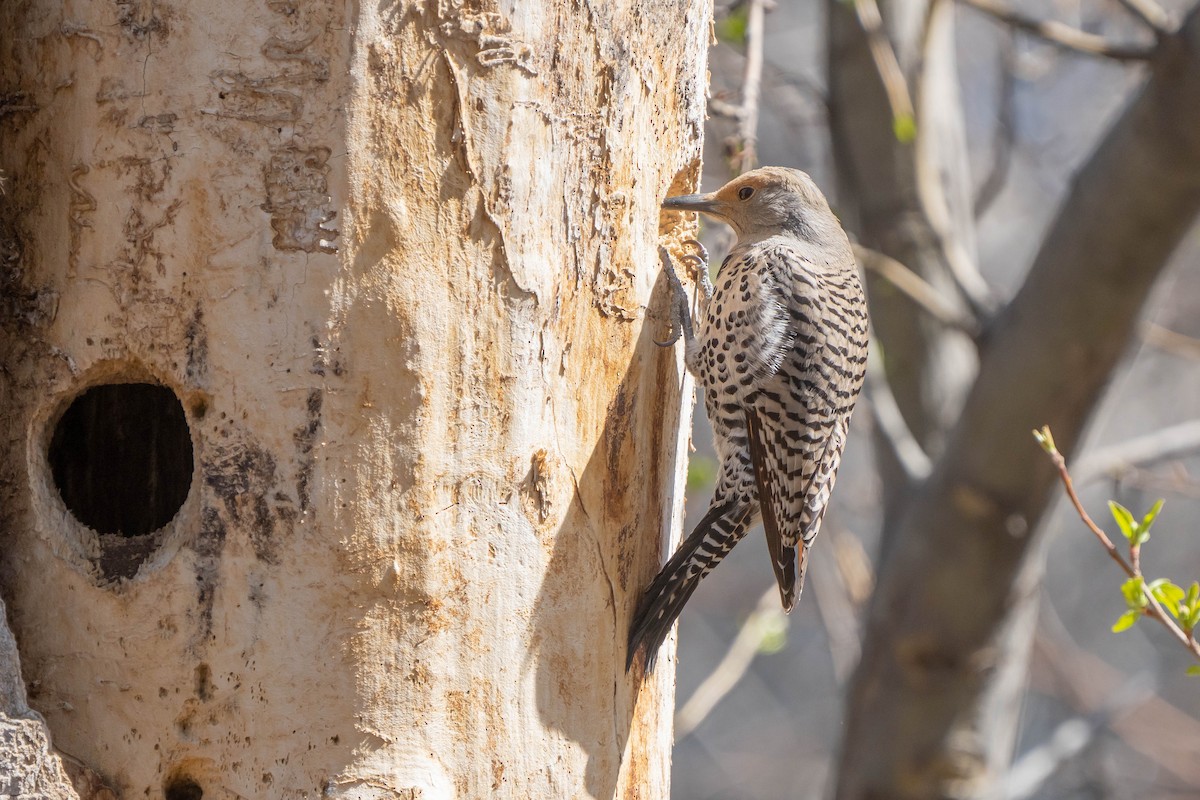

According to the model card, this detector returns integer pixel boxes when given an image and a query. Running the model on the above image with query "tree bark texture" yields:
[0,1,709,797]
[835,6,1200,798]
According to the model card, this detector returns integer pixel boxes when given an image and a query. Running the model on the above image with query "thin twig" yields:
[1111,465,1200,500]
[674,583,782,738]
[1114,0,1174,35]
[707,97,744,120]
[1073,420,1200,485]
[810,528,868,685]
[1038,427,1200,660]
[974,31,1017,218]
[853,243,980,337]
[850,0,998,316]
[1001,672,1152,800]
[913,0,998,316]
[734,0,765,172]
[716,44,828,151]
[1141,320,1200,360]
[864,340,934,483]
[958,0,1157,61]
[1045,439,1135,579]
[853,0,915,128]
[1035,604,1200,786]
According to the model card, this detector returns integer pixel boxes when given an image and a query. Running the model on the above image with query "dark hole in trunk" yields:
[49,383,193,538]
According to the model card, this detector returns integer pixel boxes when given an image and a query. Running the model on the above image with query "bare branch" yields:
[913,0,998,316]
[1114,0,1174,35]
[1001,674,1152,800]
[1037,429,1134,579]
[852,0,915,130]
[974,32,1017,218]
[1035,606,1200,786]
[958,0,1157,62]
[847,0,999,316]
[810,527,871,685]
[864,342,934,484]
[674,584,783,738]
[852,243,980,337]
[733,0,765,172]
[713,0,768,173]
[707,97,743,120]
[1141,320,1200,360]
[1073,420,1200,485]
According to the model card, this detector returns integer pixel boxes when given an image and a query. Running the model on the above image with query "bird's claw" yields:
[656,246,690,348]
[680,238,713,300]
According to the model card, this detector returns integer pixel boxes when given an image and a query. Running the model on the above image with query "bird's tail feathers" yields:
[775,543,811,612]
[627,500,749,673]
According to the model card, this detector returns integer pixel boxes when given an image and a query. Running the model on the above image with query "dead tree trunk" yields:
[0,1,709,796]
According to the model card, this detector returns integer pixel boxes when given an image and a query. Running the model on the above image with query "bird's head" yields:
[662,167,842,245]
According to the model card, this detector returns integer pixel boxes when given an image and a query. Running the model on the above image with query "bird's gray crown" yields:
[662,166,844,247]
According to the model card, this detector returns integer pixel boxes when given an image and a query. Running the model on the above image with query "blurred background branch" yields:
[957,0,1158,60]
[669,1,1200,798]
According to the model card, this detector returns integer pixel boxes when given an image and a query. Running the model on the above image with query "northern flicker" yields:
[629,167,869,671]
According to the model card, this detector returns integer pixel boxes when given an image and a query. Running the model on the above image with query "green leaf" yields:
[892,113,917,144]
[1139,498,1165,541]
[1120,576,1147,609]
[1188,665,1200,677]
[686,456,717,493]
[756,613,788,655]
[716,6,749,44]
[1032,426,1057,454]
[1150,579,1185,618]
[1185,583,1200,631]
[1112,610,1141,633]
[1109,501,1136,542]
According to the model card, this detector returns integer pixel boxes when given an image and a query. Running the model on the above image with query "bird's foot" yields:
[655,246,691,348]
[681,238,714,301]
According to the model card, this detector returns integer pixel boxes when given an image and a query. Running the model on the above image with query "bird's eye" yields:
[738,186,754,201]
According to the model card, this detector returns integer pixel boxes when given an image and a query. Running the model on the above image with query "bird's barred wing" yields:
[745,398,844,612]
[709,248,796,386]
[742,246,855,612]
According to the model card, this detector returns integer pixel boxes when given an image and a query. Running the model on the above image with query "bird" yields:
[628,167,869,672]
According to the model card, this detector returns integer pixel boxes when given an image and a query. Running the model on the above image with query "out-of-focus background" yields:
[669,1,1200,798]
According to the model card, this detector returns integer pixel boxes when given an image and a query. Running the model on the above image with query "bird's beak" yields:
[661,192,725,218]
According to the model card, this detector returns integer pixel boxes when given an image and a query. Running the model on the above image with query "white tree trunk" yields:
[0,1,709,796]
